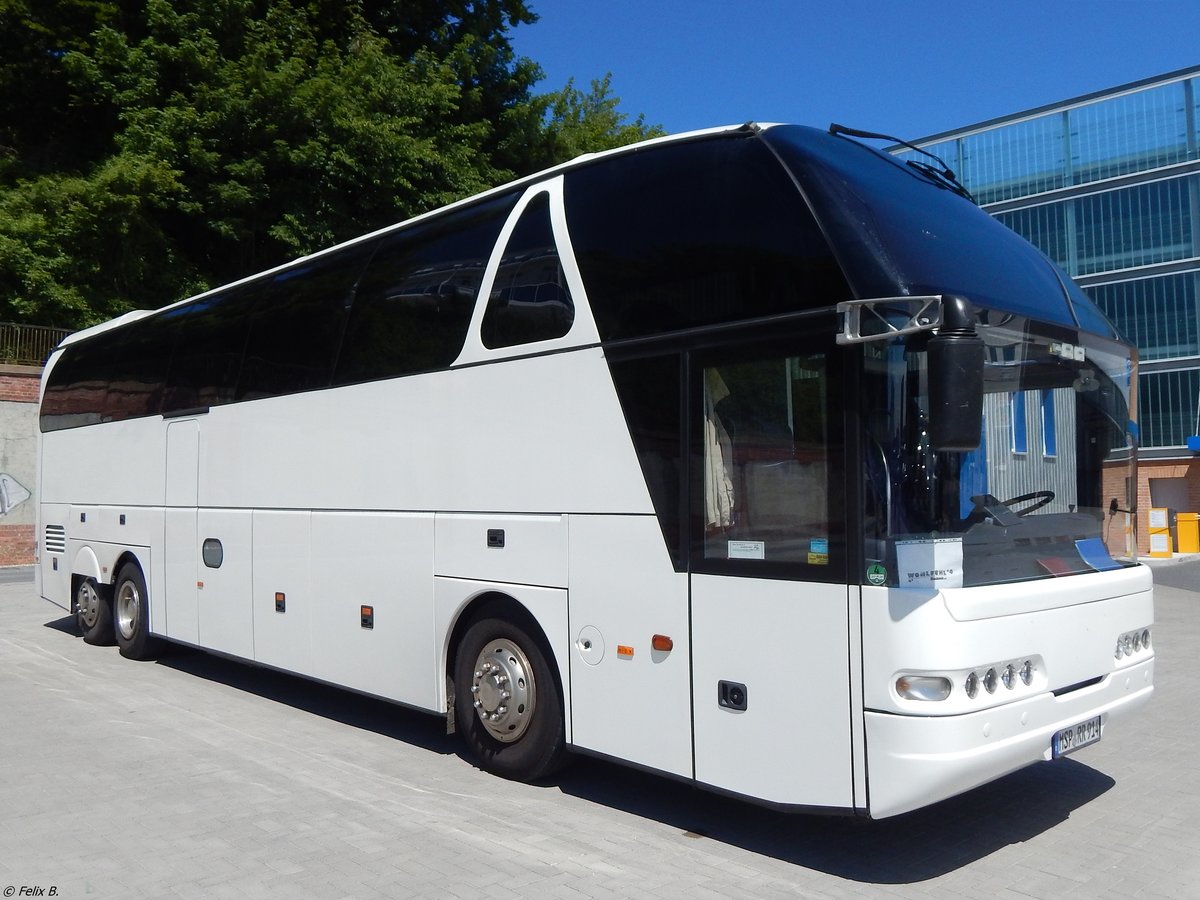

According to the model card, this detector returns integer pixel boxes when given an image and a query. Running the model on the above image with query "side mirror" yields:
[927,295,984,451]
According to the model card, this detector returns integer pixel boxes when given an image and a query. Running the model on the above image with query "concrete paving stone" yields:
[4,572,1200,897]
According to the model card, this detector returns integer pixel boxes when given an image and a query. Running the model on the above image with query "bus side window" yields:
[609,353,684,569]
[334,193,516,385]
[41,340,108,432]
[481,192,575,349]
[162,284,257,413]
[40,316,175,431]
[99,316,175,422]
[236,242,375,402]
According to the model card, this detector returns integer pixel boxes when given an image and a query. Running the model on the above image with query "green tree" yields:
[532,73,665,170]
[0,1,661,328]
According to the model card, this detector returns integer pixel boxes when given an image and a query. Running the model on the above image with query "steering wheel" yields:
[1001,490,1055,516]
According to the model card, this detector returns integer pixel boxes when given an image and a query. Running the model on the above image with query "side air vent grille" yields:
[44,524,66,554]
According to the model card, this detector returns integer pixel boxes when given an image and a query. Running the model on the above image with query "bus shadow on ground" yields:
[551,750,1114,882]
[44,615,460,758]
[153,644,460,757]
[43,612,1114,881]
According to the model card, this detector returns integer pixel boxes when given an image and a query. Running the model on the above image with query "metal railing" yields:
[0,322,72,366]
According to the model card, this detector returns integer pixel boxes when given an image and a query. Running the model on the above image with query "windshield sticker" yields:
[866,563,887,586]
[1050,341,1086,362]
[808,538,829,566]
[895,538,964,589]
[728,540,766,560]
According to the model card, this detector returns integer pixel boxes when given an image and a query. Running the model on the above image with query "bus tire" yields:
[76,577,114,645]
[454,615,566,782]
[114,562,159,660]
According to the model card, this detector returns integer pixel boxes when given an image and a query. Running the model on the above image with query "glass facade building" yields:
[900,66,1200,548]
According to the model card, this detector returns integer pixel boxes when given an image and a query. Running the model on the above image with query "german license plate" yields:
[1052,715,1102,758]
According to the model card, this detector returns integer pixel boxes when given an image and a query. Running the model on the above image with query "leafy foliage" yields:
[0,1,660,327]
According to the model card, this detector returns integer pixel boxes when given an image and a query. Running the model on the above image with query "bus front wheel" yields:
[114,563,159,660]
[76,577,113,645]
[454,615,566,782]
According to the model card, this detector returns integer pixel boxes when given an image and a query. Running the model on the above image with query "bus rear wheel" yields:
[454,615,566,782]
[76,577,113,645]
[114,562,159,660]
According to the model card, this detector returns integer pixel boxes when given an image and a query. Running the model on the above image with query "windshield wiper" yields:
[829,123,977,204]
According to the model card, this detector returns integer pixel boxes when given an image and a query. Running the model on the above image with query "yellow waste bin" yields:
[1178,512,1200,554]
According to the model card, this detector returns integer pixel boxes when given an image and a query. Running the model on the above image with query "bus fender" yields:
[72,545,103,583]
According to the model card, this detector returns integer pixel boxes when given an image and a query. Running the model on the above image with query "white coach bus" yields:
[36,123,1154,818]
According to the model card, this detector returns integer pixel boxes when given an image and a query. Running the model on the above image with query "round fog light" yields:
[983,668,998,694]
[1001,664,1016,690]
[1142,629,1151,649]
[965,672,979,699]
[1020,660,1034,686]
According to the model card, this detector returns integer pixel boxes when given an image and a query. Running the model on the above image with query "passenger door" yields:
[688,339,856,809]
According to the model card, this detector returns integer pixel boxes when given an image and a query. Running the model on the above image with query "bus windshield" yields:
[862,315,1137,588]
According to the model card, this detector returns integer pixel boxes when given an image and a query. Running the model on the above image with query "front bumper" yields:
[864,656,1154,818]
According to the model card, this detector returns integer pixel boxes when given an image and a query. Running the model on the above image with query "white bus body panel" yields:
[191,348,649,517]
[165,419,201,642]
[252,510,313,675]
[567,515,692,778]
[196,508,253,659]
[435,514,567,588]
[41,416,166,506]
[164,508,198,643]
[691,575,854,809]
[309,512,435,708]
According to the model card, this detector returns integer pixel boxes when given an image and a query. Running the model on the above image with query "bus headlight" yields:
[895,675,952,701]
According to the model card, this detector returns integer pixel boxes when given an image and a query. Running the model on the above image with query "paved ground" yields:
[1,565,1197,900]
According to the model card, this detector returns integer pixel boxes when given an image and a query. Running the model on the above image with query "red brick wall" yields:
[0,524,34,566]
[1131,459,1200,555]
[0,367,41,403]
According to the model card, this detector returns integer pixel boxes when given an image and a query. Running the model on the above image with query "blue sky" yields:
[510,1,1200,141]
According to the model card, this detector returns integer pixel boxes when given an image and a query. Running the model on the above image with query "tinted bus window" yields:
[481,192,575,349]
[565,134,850,342]
[40,315,175,431]
[162,284,257,413]
[334,194,516,384]
[608,352,684,568]
[100,315,175,422]
[41,339,108,431]
[237,242,376,401]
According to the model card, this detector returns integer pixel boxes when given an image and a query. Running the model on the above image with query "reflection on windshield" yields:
[864,318,1136,588]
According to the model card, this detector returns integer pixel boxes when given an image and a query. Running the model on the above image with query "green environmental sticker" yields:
[866,563,887,586]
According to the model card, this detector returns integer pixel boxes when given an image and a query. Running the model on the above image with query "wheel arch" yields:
[71,545,102,584]
[440,586,571,743]
[111,549,147,586]
[445,591,552,681]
